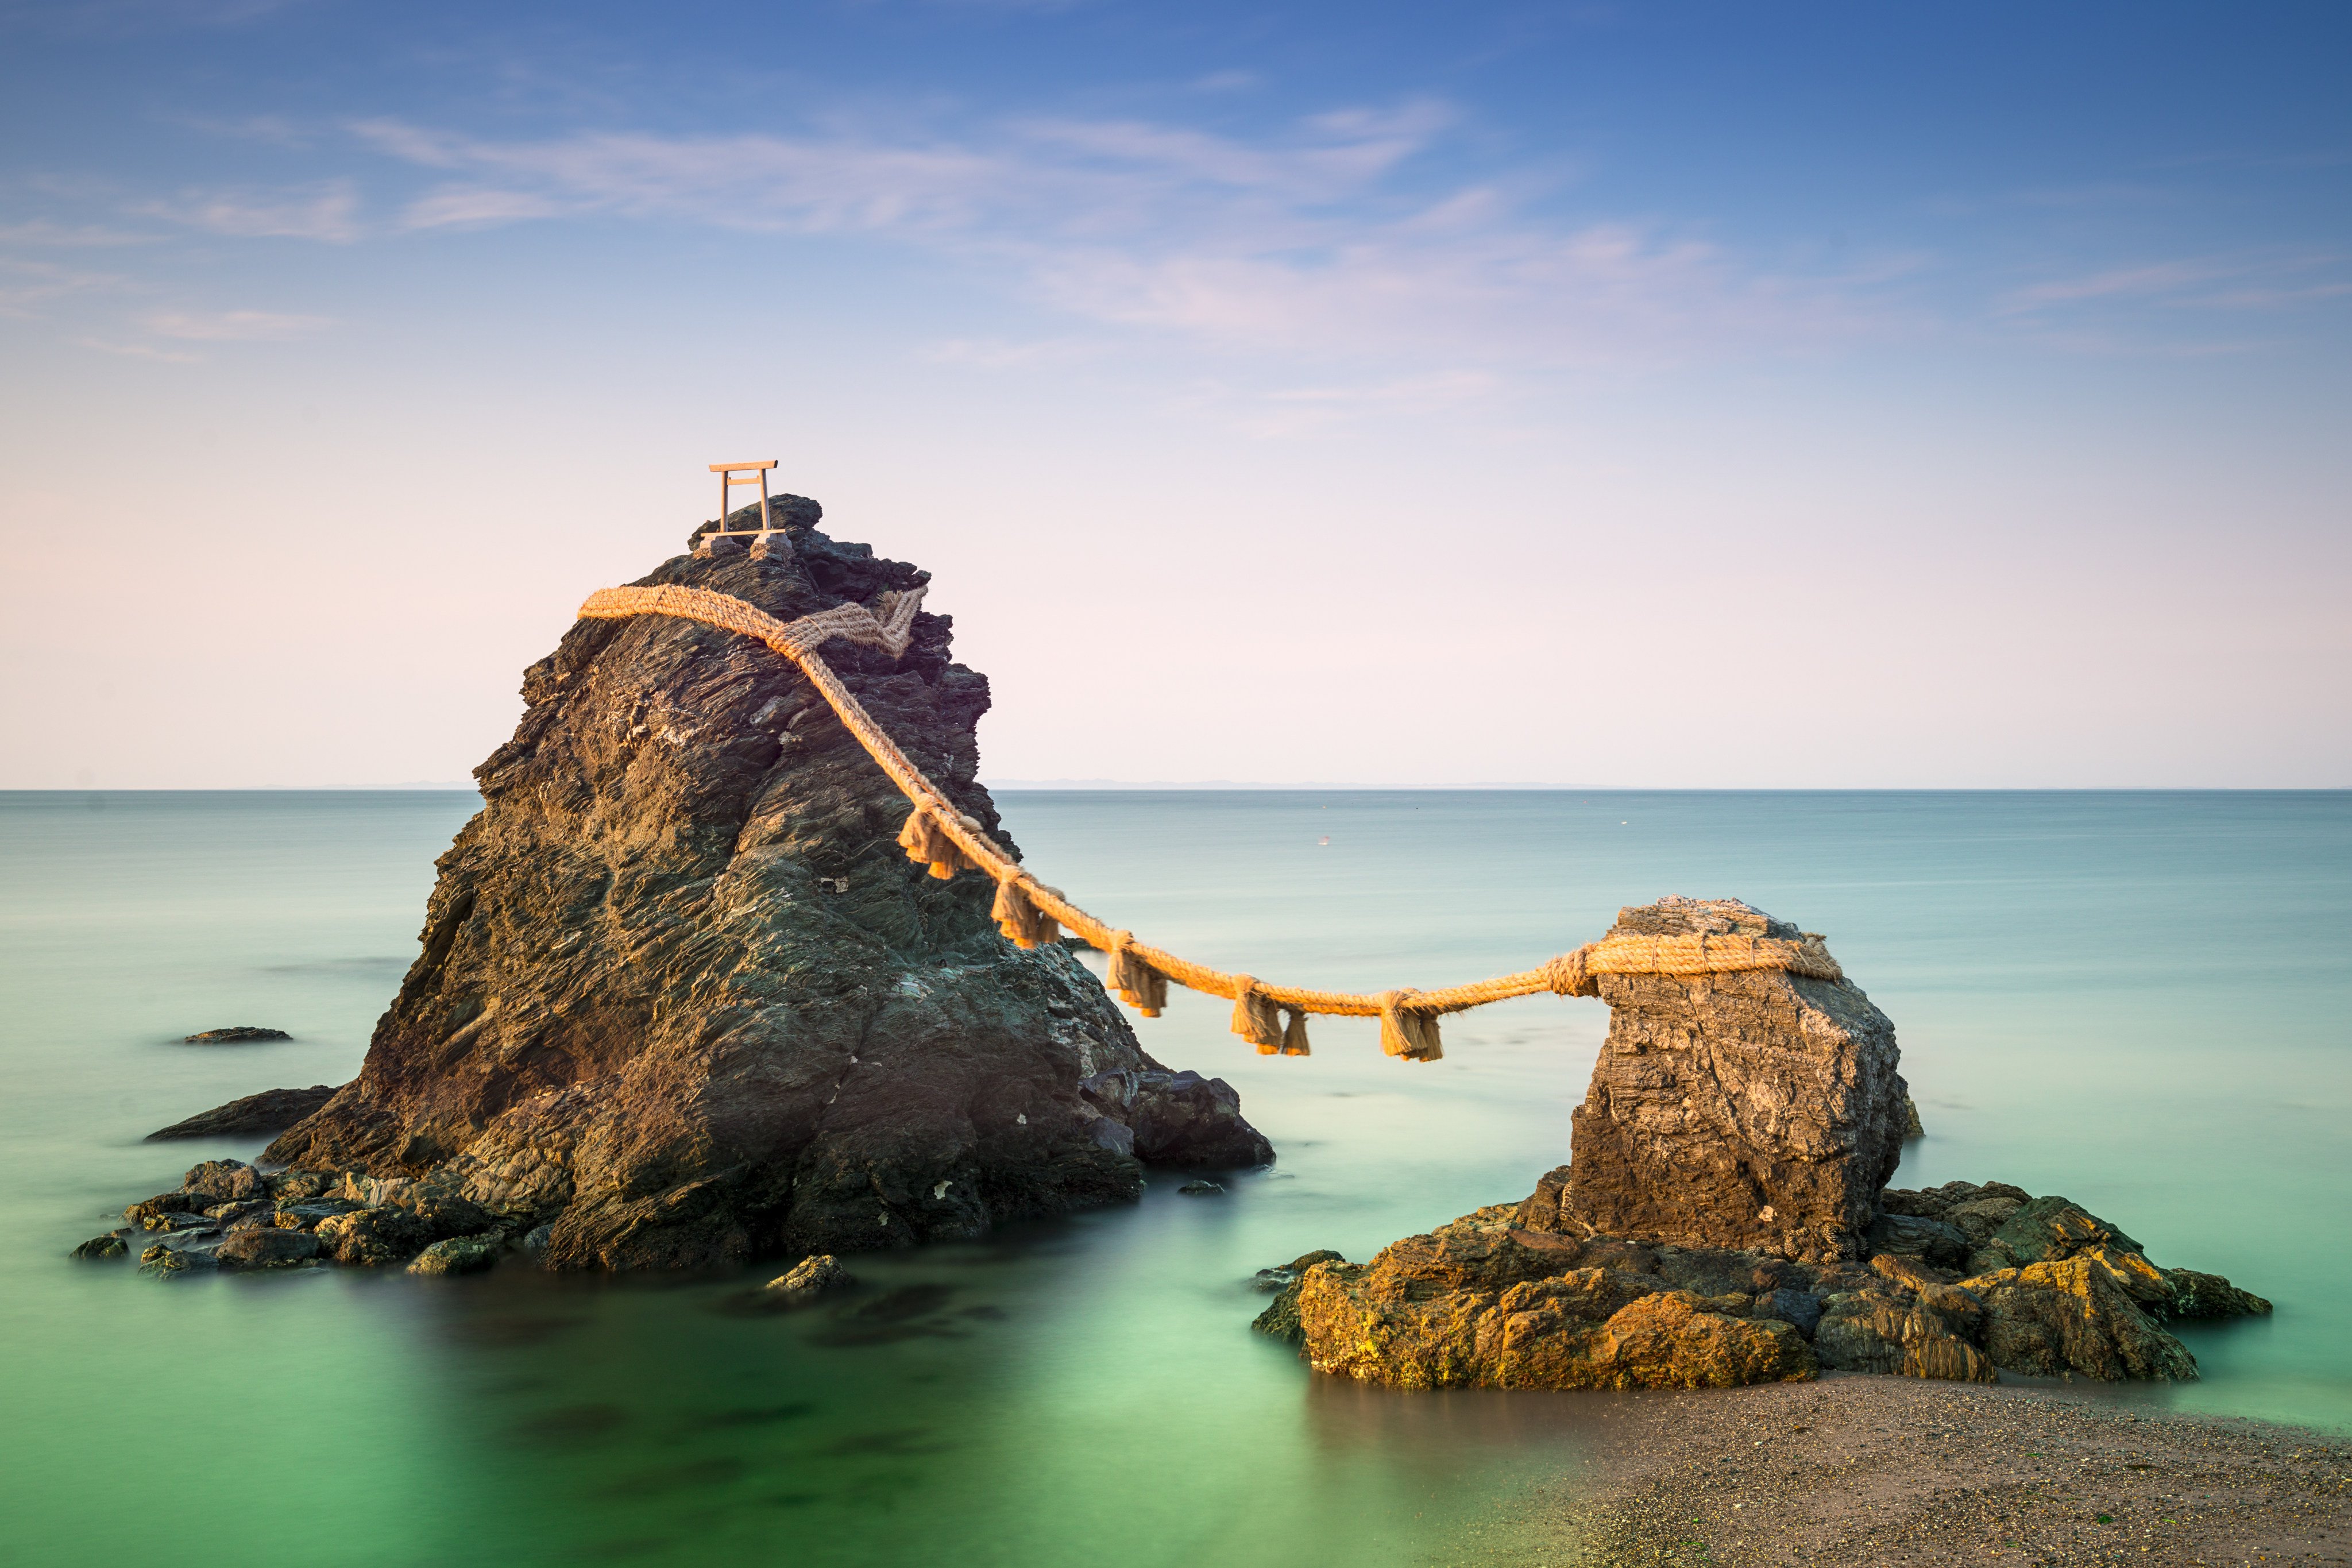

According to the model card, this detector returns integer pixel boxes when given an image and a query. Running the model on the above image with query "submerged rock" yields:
[765,1254,853,1296]
[71,1234,129,1260]
[139,1243,218,1275]
[216,1227,322,1269]
[408,1234,501,1276]
[181,1026,289,1044]
[1530,898,1909,1264]
[146,1085,338,1141]
[249,502,1265,1271]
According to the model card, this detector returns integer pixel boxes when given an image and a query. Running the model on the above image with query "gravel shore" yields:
[1501,1373,2350,1567]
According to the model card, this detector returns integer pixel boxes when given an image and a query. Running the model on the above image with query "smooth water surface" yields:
[1,789,2346,1567]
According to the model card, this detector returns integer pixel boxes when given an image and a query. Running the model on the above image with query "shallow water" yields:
[1,789,2346,1566]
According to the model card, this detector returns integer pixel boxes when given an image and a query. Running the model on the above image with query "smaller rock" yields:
[146,1086,337,1141]
[520,1222,555,1254]
[1865,1211,1971,1269]
[183,1159,269,1203]
[1252,1251,1349,1343]
[270,1199,361,1231]
[139,1244,218,1275]
[180,1026,290,1044]
[216,1227,322,1269]
[210,1200,279,1231]
[1988,1195,2144,1268]
[1902,1095,1926,1140]
[2164,1268,2273,1320]
[766,1254,854,1296]
[408,1234,501,1277]
[1814,1289,1996,1382]
[321,1206,432,1266]
[71,1234,129,1260]
[269,1169,341,1202]
[1253,1249,1346,1293]
[1754,1288,1825,1338]
[124,1191,211,1229]
[1177,1180,1225,1196]
[1079,1068,1275,1168]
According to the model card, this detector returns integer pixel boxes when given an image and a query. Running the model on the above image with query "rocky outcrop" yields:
[240,500,1263,1270]
[1540,897,1909,1264]
[1276,1207,1821,1391]
[147,1085,338,1141]
[181,1026,289,1044]
[1079,1069,1273,1167]
[1262,1178,2268,1391]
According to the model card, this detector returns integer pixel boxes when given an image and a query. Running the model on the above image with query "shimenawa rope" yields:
[577,581,1845,1061]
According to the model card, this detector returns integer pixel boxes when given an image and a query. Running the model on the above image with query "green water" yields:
[2,790,2346,1566]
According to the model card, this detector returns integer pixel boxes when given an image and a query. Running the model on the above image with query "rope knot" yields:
[1540,945,1600,997]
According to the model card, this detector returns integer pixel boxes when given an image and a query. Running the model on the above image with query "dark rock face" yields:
[261,502,1266,1270]
[1542,898,1909,1264]
[1268,1179,2265,1389]
[181,1026,289,1044]
[147,1085,338,1141]
[1079,1069,1273,1168]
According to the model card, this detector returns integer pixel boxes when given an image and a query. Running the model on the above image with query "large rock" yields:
[262,501,1266,1269]
[1535,897,1909,1264]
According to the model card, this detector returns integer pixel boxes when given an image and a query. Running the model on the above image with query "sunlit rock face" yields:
[264,500,1268,1269]
[1528,897,1910,1265]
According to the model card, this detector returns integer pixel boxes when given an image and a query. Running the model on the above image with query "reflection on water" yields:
[1,789,2346,1566]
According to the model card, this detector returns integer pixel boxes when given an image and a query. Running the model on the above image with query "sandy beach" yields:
[1494,1374,2351,1567]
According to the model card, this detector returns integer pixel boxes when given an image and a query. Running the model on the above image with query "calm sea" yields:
[1,790,2346,1567]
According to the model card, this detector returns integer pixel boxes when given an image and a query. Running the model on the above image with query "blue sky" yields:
[2,1,2347,786]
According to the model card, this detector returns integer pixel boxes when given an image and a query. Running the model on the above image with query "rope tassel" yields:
[1229,976,1285,1055]
[1105,931,1168,1018]
[896,806,975,880]
[1278,1006,1311,1056]
[991,877,1061,949]
[1379,990,1443,1062]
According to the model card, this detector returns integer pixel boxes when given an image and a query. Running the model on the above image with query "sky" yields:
[1,0,2347,788]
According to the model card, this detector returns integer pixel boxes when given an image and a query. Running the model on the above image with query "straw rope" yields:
[578,582,1846,1061]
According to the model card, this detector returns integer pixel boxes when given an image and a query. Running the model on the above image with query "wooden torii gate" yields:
[702,459,788,559]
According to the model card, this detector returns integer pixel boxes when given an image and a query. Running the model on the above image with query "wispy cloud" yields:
[0,218,157,246]
[1999,252,2351,315]
[347,105,1895,368]
[144,308,330,340]
[137,178,359,242]
[73,336,200,363]
[1186,368,1505,438]
[0,256,124,316]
